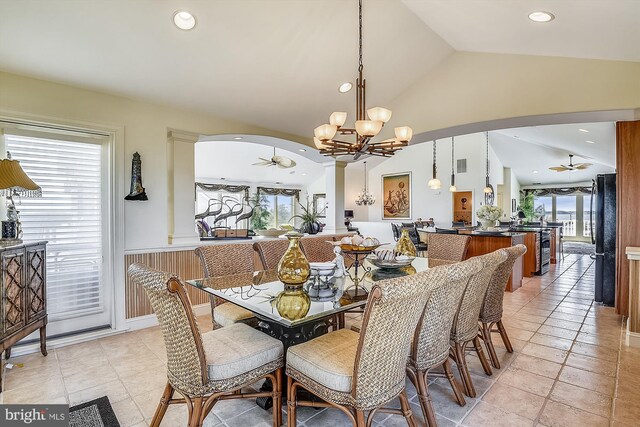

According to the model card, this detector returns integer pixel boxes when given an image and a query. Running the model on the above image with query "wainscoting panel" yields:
[124,249,207,319]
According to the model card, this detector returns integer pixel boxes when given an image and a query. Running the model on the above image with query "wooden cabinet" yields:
[464,233,525,292]
[0,241,48,391]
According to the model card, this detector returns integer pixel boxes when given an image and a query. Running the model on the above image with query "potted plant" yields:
[291,198,324,235]
[248,193,271,231]
[476,204,503,230]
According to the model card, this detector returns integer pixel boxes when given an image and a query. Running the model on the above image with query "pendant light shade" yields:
[314,124,337,142]
[330,112,347,127]
[394,126,413,143]
[428,140,441,190]
[449,136,457,192]
[355,120,383,137]
[366,107,392,123]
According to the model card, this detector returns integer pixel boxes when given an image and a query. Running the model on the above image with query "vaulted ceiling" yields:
[0,0,638,140]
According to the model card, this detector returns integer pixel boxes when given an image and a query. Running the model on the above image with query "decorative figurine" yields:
[125,152,148,201]
[333,246,347,278]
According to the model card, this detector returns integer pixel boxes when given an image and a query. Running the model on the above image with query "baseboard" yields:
[626,329,640,348]
[125,303,210,331]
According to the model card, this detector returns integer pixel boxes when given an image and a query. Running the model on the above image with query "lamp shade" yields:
[329,112,347,127]
[367,107,392,123]
[313,137,325,149]
[449,185,457,192]
[427,178,441,190]
[0,159,41,197]
[394,126,413,143]
[314,124,338,142]
[355,120,383,137]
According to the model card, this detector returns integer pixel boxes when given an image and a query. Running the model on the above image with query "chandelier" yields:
[483,132,495,204]
[313,0,413,160]
[355,161,375,205]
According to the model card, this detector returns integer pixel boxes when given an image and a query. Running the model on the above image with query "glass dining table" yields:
[185,256,452,408]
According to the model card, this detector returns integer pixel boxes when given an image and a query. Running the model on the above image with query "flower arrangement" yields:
[476,205,503,221]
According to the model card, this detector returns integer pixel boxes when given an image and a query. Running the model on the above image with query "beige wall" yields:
[387,51,640,137]
[0,71,309,250]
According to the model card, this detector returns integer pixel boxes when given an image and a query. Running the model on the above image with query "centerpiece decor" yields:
[292,199,323,235]
[276,232,311,320]
[312,0,413,159]
[395,228,417,257]
[477,205,503,230]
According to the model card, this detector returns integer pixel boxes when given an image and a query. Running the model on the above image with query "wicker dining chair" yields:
[479,244,527,369]
[408,258,484,427]
[253,239,290,270]
[427,234,470,261]
[286,265,453,427]
[299,235,336,262]
[449,249,508,398]
[128,263,283,427]
[194,244,257,328]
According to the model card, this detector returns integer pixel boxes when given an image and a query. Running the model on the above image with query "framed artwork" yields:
[313,193,327,218]
[382,172,411,219]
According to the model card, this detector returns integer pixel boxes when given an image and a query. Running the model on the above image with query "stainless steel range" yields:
[539,229,551,275]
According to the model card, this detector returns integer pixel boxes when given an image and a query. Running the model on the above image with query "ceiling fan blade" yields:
[273,156,296,168]
[549,166,569,172]
[574,163,592,169]
[251,162,270,166]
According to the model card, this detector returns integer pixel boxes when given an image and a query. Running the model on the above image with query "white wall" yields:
[498,167,522,219]
[364,133,504,228]
[344,162,369,222]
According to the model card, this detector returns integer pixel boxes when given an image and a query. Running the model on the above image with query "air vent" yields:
[457,159,467,173]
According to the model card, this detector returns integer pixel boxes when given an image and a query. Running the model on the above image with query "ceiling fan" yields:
[252,147,296,169]
[549,154,592,172]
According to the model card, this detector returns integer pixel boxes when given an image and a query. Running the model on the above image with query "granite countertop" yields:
[467,231,525,237]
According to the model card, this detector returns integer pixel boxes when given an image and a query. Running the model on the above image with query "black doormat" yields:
[69,396,121,427]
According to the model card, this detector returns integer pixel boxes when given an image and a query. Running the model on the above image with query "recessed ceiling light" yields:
[233,136,243,140]
[528,11,554,23]
[298,148,306,152]
[579,128,589,133]
[586,140,596,144]
[532,170,539,174]
[302,173,307,176]
[338,82,353,93]
[173,11,197,30]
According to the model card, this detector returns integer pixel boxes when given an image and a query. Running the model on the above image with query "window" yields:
[264,195,295,229]
[6,133,108,327]
[555,195,577,237]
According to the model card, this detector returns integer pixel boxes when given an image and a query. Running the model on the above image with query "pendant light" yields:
[355,161,375,205]
[449,136,457,192]
[427,140,441,189]
[483,131,495,205]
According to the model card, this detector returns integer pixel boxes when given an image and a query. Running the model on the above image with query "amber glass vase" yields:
[277,233,311,286]
[276,286,311,321]
[395,228,417,257]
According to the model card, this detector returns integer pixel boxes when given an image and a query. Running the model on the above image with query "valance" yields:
[521,186,592,197]
[257,186,300,200]
[195,183,250,200]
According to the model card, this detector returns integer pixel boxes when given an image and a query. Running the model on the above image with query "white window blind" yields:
[6,135,104,319]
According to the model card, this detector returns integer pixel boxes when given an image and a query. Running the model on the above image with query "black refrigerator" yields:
[591,173,616,306]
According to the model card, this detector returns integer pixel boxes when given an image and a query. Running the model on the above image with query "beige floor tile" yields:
[63,363,120,394]
[58,352,110,377]
[566,353,617,377]
[559,366,615,396]
[112,398,145,427]
[502,326,535,342]
[461,401,534,427]
[539,399,609,427]
[550,381,612,418]
[508,319,542,332]
[1,374,66,403]
[536,325,578,341]
[482,382,545,420]
[4,351,59,371]
[571,341,618,362]
[529,333,574,351]
[543,318,582,331]
[509,354,562,379]
[576,331,621,348]
[513,313,549,324]
[68,379,130,406]
[613,397,640,425]
[121,369,168,397]
[3,363,62,391]
[497,367,554,397]
[131,387,166,419]
[521,342,568,364]
[56,340,105,361]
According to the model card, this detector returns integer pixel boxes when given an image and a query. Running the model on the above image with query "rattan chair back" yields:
[194,243,255,277]
[128,263,207,395]
[412,258,483,370]
[428,234,470,261]
[451,250,508,342]
[253,239,289,270]
[300,235,335,262]
[352,265,452,409]
[480,244,527,324]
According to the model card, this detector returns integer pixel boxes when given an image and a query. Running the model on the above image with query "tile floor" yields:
[2,254,640,427]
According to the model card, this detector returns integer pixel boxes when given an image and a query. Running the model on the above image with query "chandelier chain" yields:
[485,131,489,176]
[451,136,455,174]
[358,0,363,72]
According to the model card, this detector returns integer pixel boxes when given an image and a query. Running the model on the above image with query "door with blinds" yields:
[5,129,112,337]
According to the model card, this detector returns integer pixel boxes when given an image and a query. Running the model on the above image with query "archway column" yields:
[322,161,348,234]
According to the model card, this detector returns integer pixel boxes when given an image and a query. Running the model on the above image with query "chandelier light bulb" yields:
[329,112,347,127]
[428,178,441,190]
[449,185,457,192]
[484,186,493,194]
[394,126,413,143]
[314,124,337,142]
[367,107,392,123]
[355,120,383,137]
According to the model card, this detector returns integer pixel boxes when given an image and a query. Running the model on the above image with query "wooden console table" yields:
[0,241,48,391]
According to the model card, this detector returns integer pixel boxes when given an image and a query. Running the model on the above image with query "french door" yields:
[5,129,112,337]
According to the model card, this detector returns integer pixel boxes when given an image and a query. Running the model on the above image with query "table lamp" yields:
[0,152,41,243]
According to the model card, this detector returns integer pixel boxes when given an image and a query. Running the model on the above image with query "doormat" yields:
[69,396,120,427]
